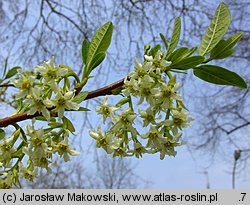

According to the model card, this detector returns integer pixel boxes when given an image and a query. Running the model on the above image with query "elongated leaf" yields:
[212,48,235,59]
[167,47,189,62]
[160,33,168,50]
[77,107,90,111]
[67,107,90,112]
[166,17,181,55]
[81,40,89,65]
[5,66,20,79]
[88,52,106,71]
[36,116,56,122]
[193,65,247,88]
[48,122,63,128]
[86,22,113,72]
[62,116,75,133]
[170,56,205,70]
[167,47,197,63]
[183,47,197,58]
[73,91,89,104]
[199,3,231,56]
[149,44,161,57]
[0,129,5,140]
[210,32,243,59]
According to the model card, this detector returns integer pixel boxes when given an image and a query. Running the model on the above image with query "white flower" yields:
[145,50,171,71]
[24,87,54,120]
[25,125,49,158]
[122,76,140,96]
[158,132,183,159]
[53,91,79,119]
[133,59,151,78]
[89,126,113,153]
[18,162,38,182]
[164,110,193,134]
[36,58,68,91]
[111,108,138,137]
[132,142,147,158]
[138,107,156,127]
[0,171,14,188]
[12,70,36,99]
[141,126,162,149]
[153,76,182,109]
[0,136,16,164]
[53,140,80,162]
[137,84,157,105]
[110,138,127,157]
[96,96,119,123]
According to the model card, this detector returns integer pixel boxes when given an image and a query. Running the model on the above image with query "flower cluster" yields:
[90,50,193,159]
[0,120,80,188]
[12,58,79,120]
[0,58,80,188]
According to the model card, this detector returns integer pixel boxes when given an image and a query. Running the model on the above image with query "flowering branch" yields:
[0,78,125,127]
[0,3,247,188]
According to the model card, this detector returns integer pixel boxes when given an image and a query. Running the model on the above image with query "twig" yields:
[0,84,15,88]
[232,149,241,189]
[0,78,126,127]
[232,159,237,189]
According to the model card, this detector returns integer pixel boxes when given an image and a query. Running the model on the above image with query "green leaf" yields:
[193,65,247,89]
[210,32,243,60]
[168,47,198,63]
[199,2,231,56]
[81,39,89,65]
[67,107,90,112]
[48,122,63,128]
[86,21,113,73]
[77,107,90,111]
[170,56,205,70]
[160,33,168,50]
[0,129,5,140]
[62,116,75,133]
[88,52,106,71]
[212,48,235,60]
[149,44,161,57]
[167,47,189,63]
[183,47,197,58]
[12,128,20,139]
[166,17,181,56]
[73,91,89,104]
[36,116,56,122]
[115,97,130,107]
[5,66,21,79]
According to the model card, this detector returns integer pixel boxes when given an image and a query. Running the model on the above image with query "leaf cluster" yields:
[152,2,247,89]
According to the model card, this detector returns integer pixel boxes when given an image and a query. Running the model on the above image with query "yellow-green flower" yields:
[36,58,68,91]
[54,91,79,119]
[24,87,54,120]
[96,96,119,123]
[53,140,80,162]
[12,70,36,99]
[89,126,113,153]
[18,162,38,182]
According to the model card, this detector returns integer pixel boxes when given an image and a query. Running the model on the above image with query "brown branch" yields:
[84,78,125,100]
[0,78,126,128]
[0,84,15,88]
